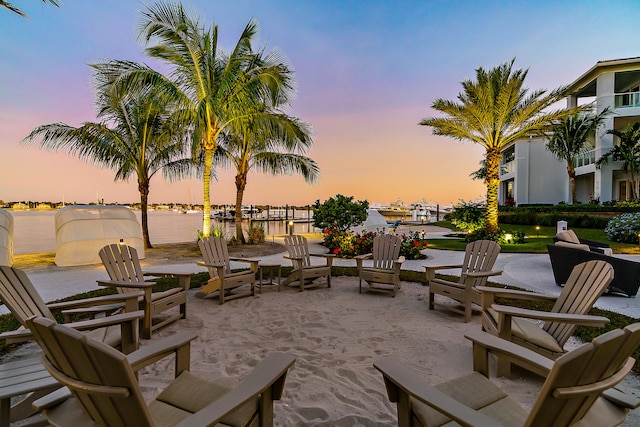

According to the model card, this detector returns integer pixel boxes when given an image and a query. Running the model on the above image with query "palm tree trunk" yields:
[202,149,213,237]
[235,173,247,243]
[568,163,577,204]
[484,148,501,235]
[630,171,638,199]
[139,179,153,248]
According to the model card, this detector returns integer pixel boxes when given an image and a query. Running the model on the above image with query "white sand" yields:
[4,276,639,426]
[133,278,638,427]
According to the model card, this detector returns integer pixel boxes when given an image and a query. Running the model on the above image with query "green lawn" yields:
[419,221,640,255]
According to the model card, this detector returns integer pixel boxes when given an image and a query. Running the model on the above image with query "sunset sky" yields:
[1,0,639,207]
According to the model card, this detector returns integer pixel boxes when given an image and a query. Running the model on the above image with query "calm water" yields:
[9,210,318,254]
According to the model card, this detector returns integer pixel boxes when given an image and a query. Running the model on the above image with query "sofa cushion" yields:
[555,241,591,251]
[556,230,580,244]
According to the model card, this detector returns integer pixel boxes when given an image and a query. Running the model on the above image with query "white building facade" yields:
[499,57,640,205]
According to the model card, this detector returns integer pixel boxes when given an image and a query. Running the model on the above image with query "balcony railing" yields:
[615,91,640,108]
[500,160,514,175]
[574,150,596,168]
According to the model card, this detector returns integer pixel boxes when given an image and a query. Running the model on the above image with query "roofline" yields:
[566,56,640,94]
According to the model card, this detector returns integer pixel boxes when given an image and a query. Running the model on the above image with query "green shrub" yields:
[605,212,640,244]
[313,194,368,231]
[449,200,485,232]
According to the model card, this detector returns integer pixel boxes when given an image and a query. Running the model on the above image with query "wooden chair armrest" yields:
[354,253,373,260]
[464,330,554,377]
[66,310,145,331]
[465,270,502,279]
[127,331,199,375]
[97,280,156,289]
[602,388,640,409]
[475,286,558,302]
[491,304,610,327]
[311,253,336,259]
[395,256,406,265]
[0,327,32,344]
[229,257,258,264]
[32,387,73,412]
[60,303,125,317]
[1,311,144,344]
[197,261,224,268]
[373,357,497,427]
[47,292,144,310]
[424,264,463,272]
[175,353,296,427]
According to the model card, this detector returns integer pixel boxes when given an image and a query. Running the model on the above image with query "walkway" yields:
[3,235,639,319]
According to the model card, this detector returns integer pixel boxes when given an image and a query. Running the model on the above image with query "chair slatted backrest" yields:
[0,265,54,324]
[99,244,146,296]
[544,260,613,348]
[285,235,311,268]
[372,234,402,270]
[460,240,501,287]
[199,237,232,276]
[27,317,154,427]
[526,323,640,426]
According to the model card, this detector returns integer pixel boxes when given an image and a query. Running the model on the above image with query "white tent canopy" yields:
[55,205,144,266]
[0,209,13,266]
[350,209,389,234]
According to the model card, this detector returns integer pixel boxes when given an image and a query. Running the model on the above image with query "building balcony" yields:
[500,160,514,176]
[615,91,640,108]
[574,149,596,168]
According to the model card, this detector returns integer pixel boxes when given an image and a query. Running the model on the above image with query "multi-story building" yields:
[499,57,640,205]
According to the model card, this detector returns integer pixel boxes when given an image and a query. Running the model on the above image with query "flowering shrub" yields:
[605,213,640,243]
[323,227,427,259]
[399,231,429,259]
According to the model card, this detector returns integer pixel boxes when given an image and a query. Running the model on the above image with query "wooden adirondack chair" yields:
[282,235,335,291]
[424,240,502,322]
[99,244,192,339]
[477,259,613,377]
[355,234,405,297]
[27,316,296,427]
[0,265,142,354]
[375,324,640,427]
[197,236,257,304]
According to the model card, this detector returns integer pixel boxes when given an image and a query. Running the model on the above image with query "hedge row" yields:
[498,212,610,228]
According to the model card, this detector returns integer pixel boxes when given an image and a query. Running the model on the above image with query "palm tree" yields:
[597,122,640,200]
[420,59,577,235]
[545,108,610,204]
[23,67,193,248]
[217,110,318,242]
[103,1,294,238]
[1,0,58,17]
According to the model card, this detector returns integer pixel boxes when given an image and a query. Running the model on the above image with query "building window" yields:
[620,181,627,201]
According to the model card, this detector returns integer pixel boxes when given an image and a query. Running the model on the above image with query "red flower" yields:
[333,248,341,254]
[413,241,420,247]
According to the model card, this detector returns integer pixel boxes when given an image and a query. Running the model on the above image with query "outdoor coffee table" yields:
[0,357,60,427]
[258,262,281,293]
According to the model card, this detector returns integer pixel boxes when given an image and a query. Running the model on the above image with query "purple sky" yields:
[1,0,639,207]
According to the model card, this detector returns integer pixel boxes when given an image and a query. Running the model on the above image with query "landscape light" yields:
[505,233,513,243]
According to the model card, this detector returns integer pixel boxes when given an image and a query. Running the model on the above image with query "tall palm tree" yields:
[102,1,294,237]
[217,110,318,242]
[1,0,58,17]
[597,122,640,200]
[546,108,610,204]
[420,59,577,235]
[23,67,193,248]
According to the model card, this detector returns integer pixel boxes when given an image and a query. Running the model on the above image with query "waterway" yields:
[9,210,319,255]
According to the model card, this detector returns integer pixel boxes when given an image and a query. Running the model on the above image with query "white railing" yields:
[500,160,514,175]
[615,91,640,108]
[574,150,596,168]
